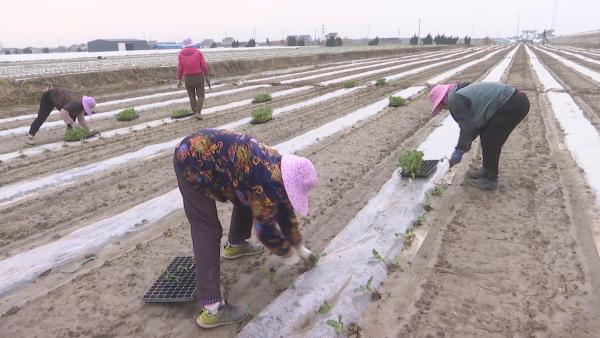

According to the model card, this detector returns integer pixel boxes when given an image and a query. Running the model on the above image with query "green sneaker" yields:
[196,304,248,329]
[222,241,264,259]
[25,135,36,146]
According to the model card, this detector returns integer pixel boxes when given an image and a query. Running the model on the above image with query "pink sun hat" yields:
[281,154,318,217]
[81,96,96,115]
[428,83,454,116]
[182,38,195,48]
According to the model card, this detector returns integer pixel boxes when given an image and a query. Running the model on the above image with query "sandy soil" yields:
[359,47,600,338]
[0,49,509,337]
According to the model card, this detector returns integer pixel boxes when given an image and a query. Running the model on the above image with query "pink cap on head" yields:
[281,154,318,217]
[81,96,96,115]
[182,38,194,48]
[428,84,453,116]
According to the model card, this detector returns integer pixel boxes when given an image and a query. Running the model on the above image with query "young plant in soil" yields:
[261,266,276,283]
[251,107,273,124]
[64,127,91,142]
[413,212,427,227]
[388,96,407,107]
[316,300,332,315]
[116,107,139,121]
[398,149,425,178]
[375,78,386,86]
[404,228,416,247]
[372,249,390,268]
[423,193,433,211]
[431,185,445,197]
[171,108,192,118]
[354,276,373,293]
[252,93,272,103]
[327,315,345,335]
[343,80,357,88]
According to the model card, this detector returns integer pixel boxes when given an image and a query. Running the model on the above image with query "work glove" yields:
[177,80,182,88]
[449,149,464,167]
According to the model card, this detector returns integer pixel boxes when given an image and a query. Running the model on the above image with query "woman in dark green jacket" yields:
[429,82,530,190]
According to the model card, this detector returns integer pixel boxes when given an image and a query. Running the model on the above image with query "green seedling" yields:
[353,276,374,293]
[375,78,386,86]
[251,107,273,124]
[343,80,357,88]
[372,249,389,267]
[413,212,427,227]
[398,149,425,179]
[116,107,139,121]
[404,228,416,247]
[431,185,445,197]
[252,93,272,103]
[171,108,192,118]
[64,127,91,142]
[245,305,257,318]
[327,315,345,335]
[424,193,433,211]
[388,96,407,107]
[176,264,193,272]
[317,300,332,315]
[313,252,326,266]
[161,270,182,283]
[261,266,276,283]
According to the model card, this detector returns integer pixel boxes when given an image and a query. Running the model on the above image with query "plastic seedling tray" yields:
[398,160,440,178]
[143,256,196,303]
[87,130,99,138]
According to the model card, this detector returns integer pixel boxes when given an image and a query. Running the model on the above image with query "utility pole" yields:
[322,24,325,41]
[367,24,370,39]
[551,0,558,30]
[516,13,520,39]
[418,19,422,45]
[253,26,256,39]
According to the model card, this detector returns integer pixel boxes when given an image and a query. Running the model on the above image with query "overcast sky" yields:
[0,0,597,48]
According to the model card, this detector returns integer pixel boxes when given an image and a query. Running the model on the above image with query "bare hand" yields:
[177,80,182,89]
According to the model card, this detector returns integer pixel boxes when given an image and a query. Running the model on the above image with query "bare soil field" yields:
[1,45,599,338]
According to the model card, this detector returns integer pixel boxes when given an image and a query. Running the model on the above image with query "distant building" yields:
[87,39,151,52]
[222,37,235,45]
[153,42,183,49]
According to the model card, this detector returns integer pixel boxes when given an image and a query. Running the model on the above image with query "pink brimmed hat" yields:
[182,38,194,48]
[81,96,96,115]
[281,154,318,216]
[428,84,453,116]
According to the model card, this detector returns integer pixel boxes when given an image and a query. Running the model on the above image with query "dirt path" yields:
[359,46,600,338]
[0,50,508,337]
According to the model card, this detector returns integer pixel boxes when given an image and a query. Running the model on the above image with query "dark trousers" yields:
[174,159,253,305]
[184,74,206,114]
[479,90,530,179]
[29,90,55,136]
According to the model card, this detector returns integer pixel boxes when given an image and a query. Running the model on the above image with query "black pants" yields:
[174,156,253,305]
[479,90,530,179]
[29,90,55,136]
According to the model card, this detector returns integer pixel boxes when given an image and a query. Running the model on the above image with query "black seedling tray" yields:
[398,160,440,178]
[143,256,196,303]
[86,130,99,138]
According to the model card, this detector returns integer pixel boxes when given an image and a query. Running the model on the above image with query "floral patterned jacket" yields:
[174,129,302,255]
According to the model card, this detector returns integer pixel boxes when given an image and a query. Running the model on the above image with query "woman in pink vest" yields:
[177,38,211,120]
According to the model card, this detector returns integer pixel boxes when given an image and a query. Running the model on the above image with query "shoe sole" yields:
[197,317,246,329]
[222,248,264,260]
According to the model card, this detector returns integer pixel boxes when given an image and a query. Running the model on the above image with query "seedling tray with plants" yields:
[250,107,273,124]
[252,93,272,103]
[116,107,139,121]
[64,127,98,142]
[171,108,193,119]
[143,256,196,303]
[397,149,439,178]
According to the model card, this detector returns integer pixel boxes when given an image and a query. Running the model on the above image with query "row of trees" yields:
[326,36,343,47]
[409,34,472,46]
[286,36,306,46]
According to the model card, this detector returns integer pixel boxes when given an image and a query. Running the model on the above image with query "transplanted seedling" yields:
[372,249,390,267]
[404,228,416,247]
[398,149,425,179]
[252,93,272,103]
[327,315,345,335]
[431,185,445,197]
[261,266,276,283]
[251,107,273,124]
[423,193,433,211]
[413,212,427,227]
[388,96,407,107]
[116,107,139,121]
[353,276,374,293]
[375,78,386,86]
[343,80,357,88]
[316,300,332,314]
